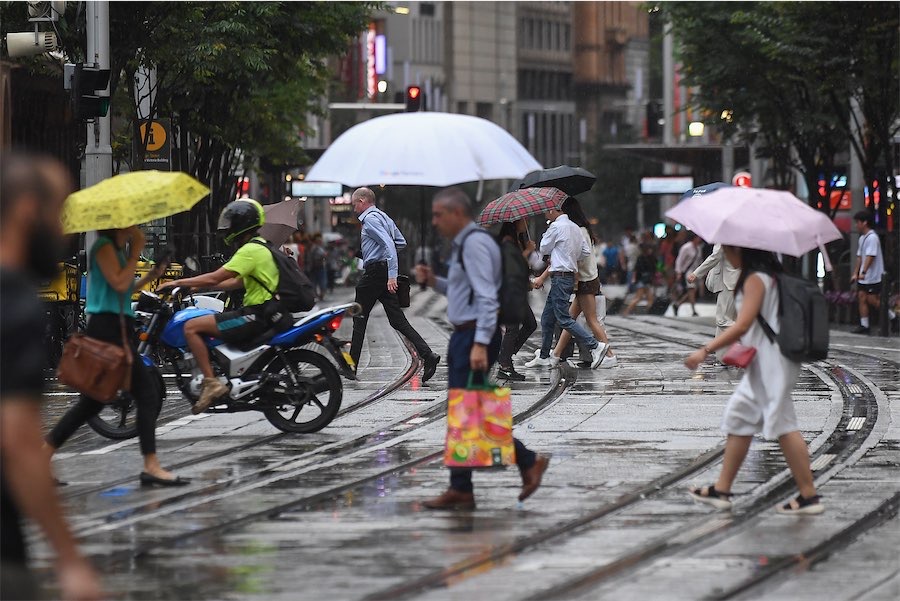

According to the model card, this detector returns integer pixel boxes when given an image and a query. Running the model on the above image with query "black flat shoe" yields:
[422,353,441,383]
[139,472,191,487]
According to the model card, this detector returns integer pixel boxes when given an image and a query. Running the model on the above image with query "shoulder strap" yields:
[247,239,277,297]
[755,272,778,344]
[457,228,493,272]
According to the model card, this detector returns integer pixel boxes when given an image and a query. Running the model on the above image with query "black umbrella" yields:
[679,181,732,202]
[509,165,597,196]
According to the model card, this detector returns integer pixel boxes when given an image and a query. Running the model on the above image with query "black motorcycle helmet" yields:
[217,199,265,245]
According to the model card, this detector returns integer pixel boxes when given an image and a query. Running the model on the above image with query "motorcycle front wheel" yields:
[86,365,165,440]
[262,349,342,433]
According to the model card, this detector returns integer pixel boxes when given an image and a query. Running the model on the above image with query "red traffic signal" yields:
[405,86,423,112]
[732,171,752,188]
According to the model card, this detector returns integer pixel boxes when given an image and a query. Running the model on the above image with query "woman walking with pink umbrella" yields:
[671,188,840,515]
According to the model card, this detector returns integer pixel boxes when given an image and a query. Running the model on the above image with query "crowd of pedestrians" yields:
[8,149,899,600]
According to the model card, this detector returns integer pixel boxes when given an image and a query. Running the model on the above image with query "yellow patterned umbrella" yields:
[61,170,210,234]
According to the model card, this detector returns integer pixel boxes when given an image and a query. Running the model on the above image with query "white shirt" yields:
[675,241,701,275]
[858,230,884,284]
[540,214,590,273]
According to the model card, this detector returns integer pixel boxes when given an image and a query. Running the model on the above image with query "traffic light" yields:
[405,85,424,112]
[68,63,110,121]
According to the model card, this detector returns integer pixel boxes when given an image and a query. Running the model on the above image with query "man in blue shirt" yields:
[416,187,549,510]
[349,187,440,381]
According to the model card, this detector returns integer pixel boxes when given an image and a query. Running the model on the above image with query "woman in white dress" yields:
[683,246,823,515]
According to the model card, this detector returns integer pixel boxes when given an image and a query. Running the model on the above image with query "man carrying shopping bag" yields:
[416,187,549,510]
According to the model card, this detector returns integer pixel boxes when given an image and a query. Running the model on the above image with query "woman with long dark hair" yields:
[550,197,616,367]
[45,226,190,486]
[684,246,822,515]
[496,220,541,380]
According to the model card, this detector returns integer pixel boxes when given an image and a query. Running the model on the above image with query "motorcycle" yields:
[86,288,359,439]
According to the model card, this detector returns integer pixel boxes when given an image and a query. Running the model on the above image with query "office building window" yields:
[476,102,493,121]
[457,101,468,115]
[420,2,435,17]
[564,24,571,51]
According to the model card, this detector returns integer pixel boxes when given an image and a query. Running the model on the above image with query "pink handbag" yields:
[722,344,757,368]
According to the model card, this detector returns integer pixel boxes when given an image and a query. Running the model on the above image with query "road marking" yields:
[810,453,836,471]
[847,416,866,431]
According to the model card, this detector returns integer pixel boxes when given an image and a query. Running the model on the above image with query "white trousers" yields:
[715,288,737,361]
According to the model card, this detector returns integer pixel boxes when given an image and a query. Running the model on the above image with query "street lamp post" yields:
[83,1,111,255]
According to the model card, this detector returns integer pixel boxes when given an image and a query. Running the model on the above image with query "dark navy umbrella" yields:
[679,181,732,201]
[509,165,597,196]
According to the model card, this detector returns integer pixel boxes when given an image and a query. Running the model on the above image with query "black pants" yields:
[350,262,432,364]
[497,306,537,368]
[447,329,537,493]
[47,313,162,455]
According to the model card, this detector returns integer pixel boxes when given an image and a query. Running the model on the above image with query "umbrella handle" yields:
[817,235,833,272]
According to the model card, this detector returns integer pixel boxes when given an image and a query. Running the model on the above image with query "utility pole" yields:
[83,1,111,255]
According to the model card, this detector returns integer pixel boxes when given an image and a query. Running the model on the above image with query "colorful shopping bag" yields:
[444,374,516,468]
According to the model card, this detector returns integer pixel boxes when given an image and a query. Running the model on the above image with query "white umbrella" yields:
[305,112,541,187]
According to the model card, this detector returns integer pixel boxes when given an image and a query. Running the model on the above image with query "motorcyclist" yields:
[160,199,290,413]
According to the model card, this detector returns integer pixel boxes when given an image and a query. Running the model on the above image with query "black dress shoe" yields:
[422,353,441,383]
[851,325,871,334]
[139,472,191,487]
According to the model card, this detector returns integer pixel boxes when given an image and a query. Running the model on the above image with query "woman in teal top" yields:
[46,226,190,486]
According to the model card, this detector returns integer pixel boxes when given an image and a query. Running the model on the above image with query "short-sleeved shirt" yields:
[857,231,884,285]
[0,268,47,564]
[85,236,135,317]
[222,237,279,307]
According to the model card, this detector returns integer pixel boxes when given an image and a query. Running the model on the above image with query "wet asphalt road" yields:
[31,288,900,601]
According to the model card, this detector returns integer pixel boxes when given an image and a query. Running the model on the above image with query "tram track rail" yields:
[362,319,894,601]
[66,318,566,538]
[98,361,577,566]
[61,333,423,502]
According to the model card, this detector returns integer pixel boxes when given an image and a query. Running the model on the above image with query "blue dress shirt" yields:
[358,206,406,279]
[434,221,501,345]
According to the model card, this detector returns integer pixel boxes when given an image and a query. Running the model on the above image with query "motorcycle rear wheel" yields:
[263,349,342,433]
[86,365,165,440]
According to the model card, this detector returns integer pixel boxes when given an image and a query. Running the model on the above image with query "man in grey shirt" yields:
[350,187,440,381]
[416,187,549,510]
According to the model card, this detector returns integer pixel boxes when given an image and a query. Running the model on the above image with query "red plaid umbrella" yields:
[477,186,568,226]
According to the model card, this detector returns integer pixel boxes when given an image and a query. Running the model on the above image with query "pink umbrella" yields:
[665,187,842,268]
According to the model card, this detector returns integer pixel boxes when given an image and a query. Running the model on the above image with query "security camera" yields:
[5,31,58,58]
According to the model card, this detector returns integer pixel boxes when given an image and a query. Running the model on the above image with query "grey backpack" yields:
[758,272,829,362]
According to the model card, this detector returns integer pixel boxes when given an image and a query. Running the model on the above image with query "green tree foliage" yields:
[661,1,898,226]
[2,1,378,257]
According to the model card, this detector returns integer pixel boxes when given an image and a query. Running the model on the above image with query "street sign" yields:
[135,119,172,171]
[640,176,694,195]
[291,181,342,197]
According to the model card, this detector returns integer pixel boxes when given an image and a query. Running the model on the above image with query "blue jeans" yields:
[447,328,537,493]
[540,273,597,358]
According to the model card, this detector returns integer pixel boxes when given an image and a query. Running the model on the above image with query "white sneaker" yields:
[548,354,561,368]
[598,354,618,369]
[524,355,551,369]
[590,343,610,369]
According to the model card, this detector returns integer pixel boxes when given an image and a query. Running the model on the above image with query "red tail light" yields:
[328,315,343,331]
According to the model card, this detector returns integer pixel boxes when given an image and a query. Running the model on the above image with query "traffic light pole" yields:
[83,0,111,254]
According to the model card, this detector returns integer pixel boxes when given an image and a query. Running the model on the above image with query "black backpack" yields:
[248,240,316,312]
[458,229,530,326]
[758,272,829,362]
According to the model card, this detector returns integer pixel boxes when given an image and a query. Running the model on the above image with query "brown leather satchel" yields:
[57,295,133,403]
